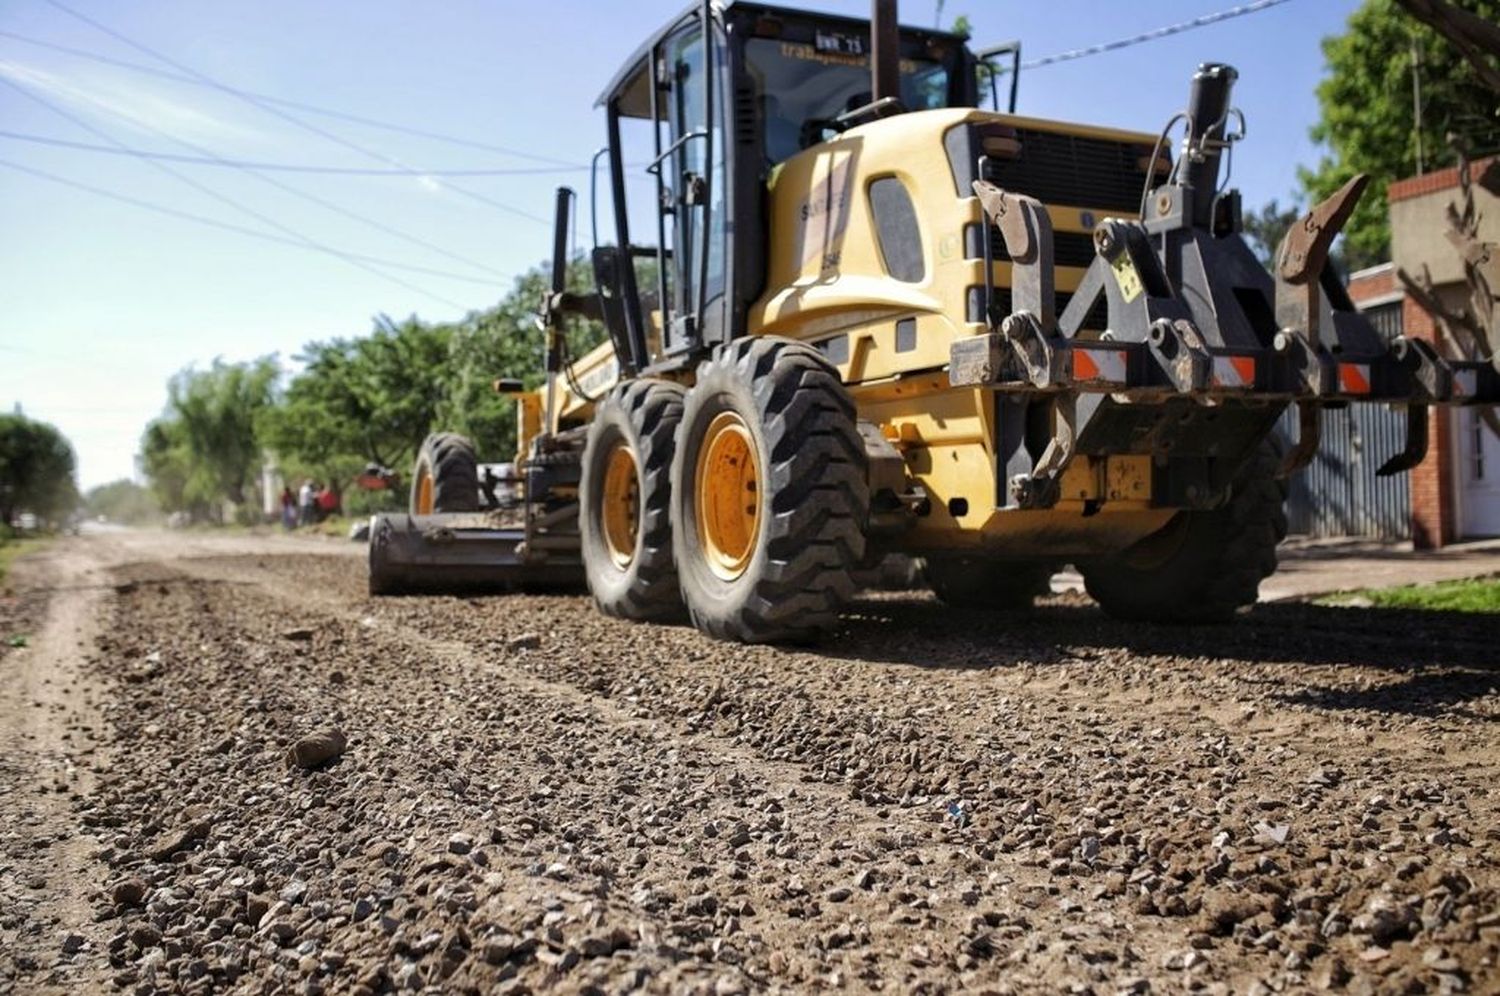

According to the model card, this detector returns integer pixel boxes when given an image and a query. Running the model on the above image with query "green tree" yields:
[1240,199,1302,270]
[1302,0,1500,269]
[261,315,456,483]
[0,412,78,527]
[139,418,197,517]
[437,257,605,462]
[84,479,162,525]
[141,357,279,517]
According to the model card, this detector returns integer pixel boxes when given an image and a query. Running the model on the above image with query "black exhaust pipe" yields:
[871,0,899,103]
[545,186,573,376]
[1184,63,1237,228]
[549,186,572,299]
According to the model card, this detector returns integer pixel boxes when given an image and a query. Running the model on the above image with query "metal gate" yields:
[1279,404,1412,539]
[1278,300,1411,540]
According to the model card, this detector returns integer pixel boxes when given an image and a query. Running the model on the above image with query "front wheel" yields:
[1080,440,1287,623]
[671,338,869,643]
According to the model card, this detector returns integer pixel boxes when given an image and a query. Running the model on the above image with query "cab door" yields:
[657,19,729,355]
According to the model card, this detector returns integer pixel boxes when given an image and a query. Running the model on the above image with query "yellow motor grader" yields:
[368,0,1497,641]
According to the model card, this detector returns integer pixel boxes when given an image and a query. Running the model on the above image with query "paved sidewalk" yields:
[1052,535,1500,602]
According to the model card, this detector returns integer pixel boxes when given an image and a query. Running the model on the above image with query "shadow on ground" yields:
[823,593,1500,720]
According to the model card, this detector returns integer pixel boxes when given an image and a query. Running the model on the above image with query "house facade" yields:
[1386,158,1500,546]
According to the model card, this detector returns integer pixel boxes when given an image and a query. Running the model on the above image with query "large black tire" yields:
[411,432,480,514]
[672,338,869,643]
[367,515,404,596]
[579,379,686,620]
[1080,440,1288,623]
[924,556,1055,609]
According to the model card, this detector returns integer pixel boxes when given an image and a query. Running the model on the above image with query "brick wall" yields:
[1388,155,1499,204]
[1400,293,1456,548]
[1346,263,1397,306]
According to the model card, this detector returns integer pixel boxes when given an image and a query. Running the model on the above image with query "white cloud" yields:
[0,59,267,147]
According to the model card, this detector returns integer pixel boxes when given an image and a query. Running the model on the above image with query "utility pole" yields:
[1411,33,1425,176]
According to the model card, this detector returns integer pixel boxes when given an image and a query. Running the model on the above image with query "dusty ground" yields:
[1,530,1497,995]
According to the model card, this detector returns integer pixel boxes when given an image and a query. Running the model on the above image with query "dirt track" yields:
[1,530,1497,995]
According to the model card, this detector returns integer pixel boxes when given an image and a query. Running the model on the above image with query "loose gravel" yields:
[1,535,1497,994]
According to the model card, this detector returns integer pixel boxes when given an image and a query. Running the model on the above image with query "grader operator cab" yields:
[369,0,1499,641]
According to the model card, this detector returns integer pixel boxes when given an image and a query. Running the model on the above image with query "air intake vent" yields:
[735,85,757,147]
[981,129,1152,215]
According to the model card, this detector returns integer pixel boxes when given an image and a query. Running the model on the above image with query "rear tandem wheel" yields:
[579,379,687,620]
[410,432,480,514]
[923,556,1056,610]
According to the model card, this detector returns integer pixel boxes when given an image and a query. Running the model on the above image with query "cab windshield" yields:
[745,37,952,163]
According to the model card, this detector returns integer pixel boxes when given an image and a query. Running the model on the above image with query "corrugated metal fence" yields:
[1279,405,1412,539]
[1278,300,1412,540]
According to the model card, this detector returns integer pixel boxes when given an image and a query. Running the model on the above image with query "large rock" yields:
[286,728,347,769]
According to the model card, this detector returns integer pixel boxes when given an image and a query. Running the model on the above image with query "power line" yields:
[0,28,585,168]
[1021,0,1295,70]
[0,129,589,176]
[1,76,489,305]
[0,157,490,306]
[40,0,552,226]
[1,68,507,281]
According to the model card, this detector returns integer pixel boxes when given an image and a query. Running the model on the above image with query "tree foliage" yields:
[260,316,454,485]
[436,258,604,462]
[1240,198,1301,270]
[141,358,278,518]
[0,412,78,527]
[85,479,161,525]
[138,256,608,518]
[1301,0,1500,269]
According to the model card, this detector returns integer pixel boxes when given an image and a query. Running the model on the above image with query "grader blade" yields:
[366,513,582,595]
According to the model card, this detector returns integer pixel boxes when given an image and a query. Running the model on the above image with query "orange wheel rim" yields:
[416,471,434,514]
[696,411,760,581]
[600,442,640,569]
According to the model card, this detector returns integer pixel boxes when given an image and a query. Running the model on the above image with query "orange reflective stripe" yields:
[1074,348,1127,385]
[1210,354,1256,388]
[1338,363,1372,394]
[1074,351,1100,380]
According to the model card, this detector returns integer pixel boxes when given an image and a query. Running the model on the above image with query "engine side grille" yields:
[981,129,1151,215]
[966,223,1097,270]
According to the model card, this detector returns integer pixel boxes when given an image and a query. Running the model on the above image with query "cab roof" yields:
[594,0,971,112]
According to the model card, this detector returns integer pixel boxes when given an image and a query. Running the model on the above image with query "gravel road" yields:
[1,530,1496,994]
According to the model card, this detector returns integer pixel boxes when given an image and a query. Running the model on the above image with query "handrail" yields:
[588,146,608,250]
[644,128,709,176]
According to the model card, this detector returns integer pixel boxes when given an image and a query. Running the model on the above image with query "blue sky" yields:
[0,0,1361,489]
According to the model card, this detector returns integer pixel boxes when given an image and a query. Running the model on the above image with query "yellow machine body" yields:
[525,107,1176,558]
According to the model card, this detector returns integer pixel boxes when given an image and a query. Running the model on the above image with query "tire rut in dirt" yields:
[0,546,112,995]
[236,552,1500,993]
[85,557,1113,992]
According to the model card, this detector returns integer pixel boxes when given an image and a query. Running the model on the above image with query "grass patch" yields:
[0,536,51,587]
[1318,575,1500,613]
